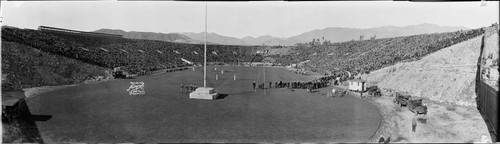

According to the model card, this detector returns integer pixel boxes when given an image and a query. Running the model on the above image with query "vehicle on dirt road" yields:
[367,86,382,97]
[407,98,428,115]
[393,92,411,107]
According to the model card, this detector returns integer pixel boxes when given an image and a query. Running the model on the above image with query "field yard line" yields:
[263,66,266,84]
[283,69,301,81]
[256,65,263,83]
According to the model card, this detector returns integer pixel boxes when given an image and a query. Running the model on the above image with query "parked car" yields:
[393,92,411,107]
[408,98,428,115]
[367,86,382,97]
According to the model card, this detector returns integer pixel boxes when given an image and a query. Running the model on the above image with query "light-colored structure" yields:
[348,79,366,92]
[189,87,219,100]
[189,2,219,100]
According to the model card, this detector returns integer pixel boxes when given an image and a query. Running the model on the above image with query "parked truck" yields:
[393,92,411,107]
[367,86,382,97]
[408,98,428,115]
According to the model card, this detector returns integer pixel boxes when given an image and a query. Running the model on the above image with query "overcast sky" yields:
[1,1,498,38]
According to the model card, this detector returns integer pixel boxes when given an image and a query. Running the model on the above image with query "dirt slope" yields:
[361,35,483,106]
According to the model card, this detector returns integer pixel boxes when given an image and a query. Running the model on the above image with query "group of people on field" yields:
[252,78,331,93]
[166,67,188,73]
[180,84,198,93]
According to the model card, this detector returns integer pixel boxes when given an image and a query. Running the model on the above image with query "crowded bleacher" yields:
[1,25,485,91]
[2,26,262,74]
[1,26,264,90]
[272,28,485,76]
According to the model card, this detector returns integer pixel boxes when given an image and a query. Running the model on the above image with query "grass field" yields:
[25,66,381,143]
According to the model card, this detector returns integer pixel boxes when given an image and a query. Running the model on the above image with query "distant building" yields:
[348,79,366,92]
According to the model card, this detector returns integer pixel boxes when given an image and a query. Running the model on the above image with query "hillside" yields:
[182,32,248,45]
[214,23,470,46]
[360,34,484,106]
[242,35,284,45]
[96,23,470,46]
[276,23,469,46]
[1,41,111,91]
[94,29,204,44]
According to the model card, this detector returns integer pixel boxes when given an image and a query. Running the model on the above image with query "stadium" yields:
[2,1,499,143]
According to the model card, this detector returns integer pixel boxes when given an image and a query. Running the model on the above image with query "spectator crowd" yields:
[2,26,264,75]
[271,28,485,76]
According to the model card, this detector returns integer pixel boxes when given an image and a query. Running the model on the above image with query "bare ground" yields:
[362,92,492,143]
[353,35,494,142]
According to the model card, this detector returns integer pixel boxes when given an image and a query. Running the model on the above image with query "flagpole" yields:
[204,2,207,88]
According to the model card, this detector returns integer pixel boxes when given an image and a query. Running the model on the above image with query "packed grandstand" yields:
[1,25,487,91]
[271,28,484,76]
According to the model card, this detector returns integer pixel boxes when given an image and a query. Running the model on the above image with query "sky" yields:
[1,1,498,38]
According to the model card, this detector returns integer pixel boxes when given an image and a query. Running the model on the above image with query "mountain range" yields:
[94,23,470,46]
[93,29,205,44]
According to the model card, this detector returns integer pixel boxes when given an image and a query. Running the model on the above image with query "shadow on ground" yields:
[2,99,51,143]
[217,94,229,99]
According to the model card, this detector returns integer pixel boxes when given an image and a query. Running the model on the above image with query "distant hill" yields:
[182,23,470,46]
[281,23,470,46]
[94,29,205,44]
[182,32,248,46]
[242,35,284,46]
[94,23,470,46]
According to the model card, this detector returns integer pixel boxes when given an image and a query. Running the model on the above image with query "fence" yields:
[477,81,498,141]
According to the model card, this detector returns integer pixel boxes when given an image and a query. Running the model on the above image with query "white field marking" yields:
[180,58,193,64]
[79,47,90,51]
[156,50,163,54]
[100,47,109,52]
[138,50,145,53]
[120,49,128,53]
[126,82,145,95]
[173,50,180,54]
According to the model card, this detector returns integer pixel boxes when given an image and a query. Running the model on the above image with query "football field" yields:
[26,66,381,143]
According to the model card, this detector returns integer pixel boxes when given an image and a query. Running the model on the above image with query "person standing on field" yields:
[412,116,417,133]
[253,81,256,91]
[181,84,184,93]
